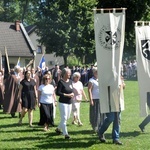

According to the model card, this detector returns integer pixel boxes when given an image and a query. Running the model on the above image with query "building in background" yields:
[25,25,64,69]
[0,21,36,70]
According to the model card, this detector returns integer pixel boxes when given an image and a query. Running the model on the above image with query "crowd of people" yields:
[122,60,137,79]
[0,63,126,145]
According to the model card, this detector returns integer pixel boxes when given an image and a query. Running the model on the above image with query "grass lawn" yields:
[0,80,150,150]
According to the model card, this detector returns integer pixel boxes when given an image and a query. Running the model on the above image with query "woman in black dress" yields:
[18,70,38,127]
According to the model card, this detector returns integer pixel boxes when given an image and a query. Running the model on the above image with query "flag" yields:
[94,8,126,113]
[17,57,20,66]
[135,21,150,117]
[39,55,46,72]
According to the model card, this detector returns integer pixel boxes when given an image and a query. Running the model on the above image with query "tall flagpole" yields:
[0,51,2,70]
[4,46,10,73]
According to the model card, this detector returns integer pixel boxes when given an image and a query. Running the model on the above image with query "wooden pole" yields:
[25,59,33,69]
[134,21,150,26]
[93,8,127,13]
[0,51,2,70]
[93,8,127,11]
[4,46,10,73]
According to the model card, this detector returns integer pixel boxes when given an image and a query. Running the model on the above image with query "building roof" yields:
[25,25,36,35]
[0,21,35,57]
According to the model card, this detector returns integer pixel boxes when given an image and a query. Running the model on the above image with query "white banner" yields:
[135,23,150,117]
[94,9,126,113]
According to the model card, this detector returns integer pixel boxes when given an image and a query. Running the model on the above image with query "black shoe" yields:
[113,140,123,145]
[65,135,71,139]
[99,134,106,143]
[19,113,21,118]
[55,128,62,135]
[11,113,16,118]
[139,125,145,132]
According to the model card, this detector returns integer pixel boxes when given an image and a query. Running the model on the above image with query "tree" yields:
[0,0,20,22]
[97,0,150,56]
[35,0,97,65]
[69,0,97,64]
[18,0,37,25]
[0,0,37,25]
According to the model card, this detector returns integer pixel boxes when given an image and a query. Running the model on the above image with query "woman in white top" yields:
[38,74,57,131]
[72,72,88,126]
[88,67,104,133]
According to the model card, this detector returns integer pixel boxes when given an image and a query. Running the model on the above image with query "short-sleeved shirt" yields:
[20,79,36,93]
[20,79,36,109]
[72,81,83,101]
[89,77,99,99]
[38,84,55,104]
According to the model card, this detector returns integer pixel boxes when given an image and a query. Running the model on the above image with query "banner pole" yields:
[0,51,2,70]
[4,46,10,73]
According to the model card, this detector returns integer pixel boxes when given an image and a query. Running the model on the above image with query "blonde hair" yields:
[92,67,98,73]
[73,72,81,78]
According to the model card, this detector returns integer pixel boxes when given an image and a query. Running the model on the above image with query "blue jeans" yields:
[98,112,121,141]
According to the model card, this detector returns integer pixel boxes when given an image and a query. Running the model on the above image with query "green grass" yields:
[0,80,150,149]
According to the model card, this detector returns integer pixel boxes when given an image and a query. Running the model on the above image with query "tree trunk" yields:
[21,0,29,23]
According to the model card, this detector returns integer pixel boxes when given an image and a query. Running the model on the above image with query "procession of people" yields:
[0,60,146,146]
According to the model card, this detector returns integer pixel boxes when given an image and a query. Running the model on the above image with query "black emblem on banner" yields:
[141,39,150,60]
[99,26,121,50]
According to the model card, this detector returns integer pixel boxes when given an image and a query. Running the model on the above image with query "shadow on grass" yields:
[0,128,144,149]
[0,123,49,133]
[0,116,13,119]
[99,131,141,139]
[121,131,141,137]
[36,140,97,149]
[0,130,99,149]
[0,112,14,119]
[0,112,21,119]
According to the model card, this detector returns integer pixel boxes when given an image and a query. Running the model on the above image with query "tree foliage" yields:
[35,0,97,65]
[97,0,150,55]
[0,0,36,25]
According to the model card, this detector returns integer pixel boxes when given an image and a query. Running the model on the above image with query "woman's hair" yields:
[42,74,51,84]
[92,67,98,74]
[44,70,52,76]
[0,70,3,75]
[61,68,71,78]
[24,70,31,80]
[73,72,80,78]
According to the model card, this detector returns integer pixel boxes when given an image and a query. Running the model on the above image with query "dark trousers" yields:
[139,115,150,128]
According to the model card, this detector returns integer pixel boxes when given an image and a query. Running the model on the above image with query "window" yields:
[37,46,42,54]
[49,61,55,65]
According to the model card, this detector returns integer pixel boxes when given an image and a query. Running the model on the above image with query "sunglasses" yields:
[45,78,50,80]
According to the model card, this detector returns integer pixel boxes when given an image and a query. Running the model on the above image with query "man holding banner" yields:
[94,8,126,145]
